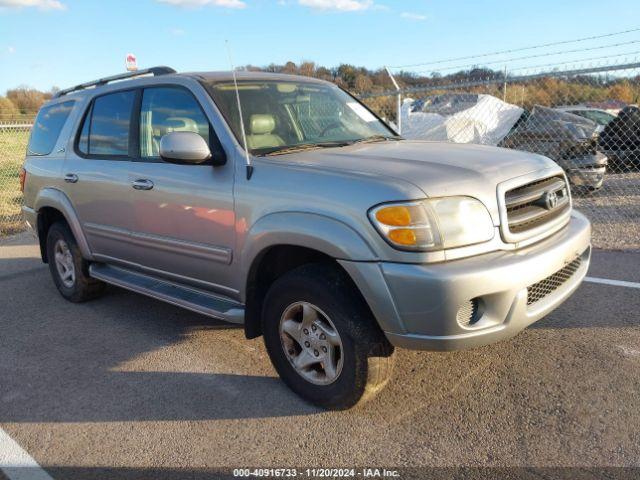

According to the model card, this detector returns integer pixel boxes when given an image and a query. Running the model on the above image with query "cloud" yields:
[169,28,185,36]
[298,0,373,12]
[7,46,16,53]
[156,0,246,8]
[0,0,65,10]
[400,11,427,21]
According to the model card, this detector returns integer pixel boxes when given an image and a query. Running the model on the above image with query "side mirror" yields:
[159,131,212,165]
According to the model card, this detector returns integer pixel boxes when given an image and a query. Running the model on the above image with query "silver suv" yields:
[21,67,591,409]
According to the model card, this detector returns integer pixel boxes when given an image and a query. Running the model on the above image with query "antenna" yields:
[225,40,253,180]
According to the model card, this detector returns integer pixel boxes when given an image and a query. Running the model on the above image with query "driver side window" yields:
[140,87,210,159]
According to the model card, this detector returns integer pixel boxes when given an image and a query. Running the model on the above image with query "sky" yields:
[0,0,639,93]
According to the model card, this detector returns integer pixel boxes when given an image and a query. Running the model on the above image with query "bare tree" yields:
[0,96,19,117]
[298,61,316,78]
[6,87,47,114]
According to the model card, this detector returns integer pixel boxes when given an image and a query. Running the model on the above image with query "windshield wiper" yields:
[348,135,403,145]
[259,141,350,156]
[258,136,403,156]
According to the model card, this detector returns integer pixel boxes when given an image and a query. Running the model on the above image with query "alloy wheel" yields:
[54,239,75,288]
[279,302,344,385]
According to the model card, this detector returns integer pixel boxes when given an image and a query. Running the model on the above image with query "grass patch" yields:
[0,129,30,236]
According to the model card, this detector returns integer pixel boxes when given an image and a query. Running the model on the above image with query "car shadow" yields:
[0,256,320,423]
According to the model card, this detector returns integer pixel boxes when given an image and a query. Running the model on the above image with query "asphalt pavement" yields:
[1,232,639,479]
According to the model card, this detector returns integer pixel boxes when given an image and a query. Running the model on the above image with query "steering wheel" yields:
[319,122,342,137]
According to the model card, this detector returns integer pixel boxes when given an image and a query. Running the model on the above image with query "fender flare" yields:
[34,188,93,260]
[239,211,383,339]
[240,211,379,285]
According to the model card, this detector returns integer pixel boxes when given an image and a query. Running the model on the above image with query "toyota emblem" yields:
[543,190,559,210]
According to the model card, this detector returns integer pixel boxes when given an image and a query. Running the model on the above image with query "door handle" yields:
[132,179,154,191]
[64,173,79,184]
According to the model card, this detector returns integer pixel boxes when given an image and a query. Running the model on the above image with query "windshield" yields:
[517,105,599,140]
[204,80,396,155]
[570,110,616,126]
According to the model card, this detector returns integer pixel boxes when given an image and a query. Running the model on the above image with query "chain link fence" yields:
[1,62,639,251]
[360,62,640,250]
[0,118,33,236]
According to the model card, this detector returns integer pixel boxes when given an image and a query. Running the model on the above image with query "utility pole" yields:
[503,65,508,102]
[385,66,402,134]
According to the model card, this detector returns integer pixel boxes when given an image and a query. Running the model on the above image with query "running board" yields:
[89,263,245,324]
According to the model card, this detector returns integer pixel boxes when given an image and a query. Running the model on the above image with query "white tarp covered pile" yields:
[400,93,524,146]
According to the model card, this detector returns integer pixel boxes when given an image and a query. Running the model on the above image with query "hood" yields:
[525,105,600,140]
[557,151,608,169]
[269,140,559,224]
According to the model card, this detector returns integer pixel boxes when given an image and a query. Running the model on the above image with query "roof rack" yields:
[54,66,177,98]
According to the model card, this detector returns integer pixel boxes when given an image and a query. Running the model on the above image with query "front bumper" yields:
[22,205,37,231]
[566,166,606,190]
[340,211,591,351]
[563,152,608,190]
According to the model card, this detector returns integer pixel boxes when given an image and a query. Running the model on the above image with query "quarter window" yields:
[28,101,75,156]
[78,90,135,156]
[140,87,210,159]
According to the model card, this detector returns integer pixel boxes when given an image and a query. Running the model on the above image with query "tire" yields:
[46,221,105,303]
[262,263,394,410]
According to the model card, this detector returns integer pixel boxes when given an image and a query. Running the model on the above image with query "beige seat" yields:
[246,114,285,150]
[147,117,203,157]
[165,117,200,133]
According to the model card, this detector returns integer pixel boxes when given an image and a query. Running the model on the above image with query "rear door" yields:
[127,85,236,296]
[63,90,137,262]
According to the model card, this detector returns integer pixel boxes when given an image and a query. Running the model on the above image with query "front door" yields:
[127,86,236,297]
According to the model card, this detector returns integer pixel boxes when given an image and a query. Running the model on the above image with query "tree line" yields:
[0,87,60,120]
[1,61,639,120]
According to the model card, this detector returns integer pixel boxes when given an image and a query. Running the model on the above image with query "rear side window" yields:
[28,101,75,156]
[78,90,135,157]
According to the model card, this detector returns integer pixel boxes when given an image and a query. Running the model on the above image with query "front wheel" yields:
[262,264,394,410]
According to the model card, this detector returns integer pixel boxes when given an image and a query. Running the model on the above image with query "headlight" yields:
[369,197,494,251]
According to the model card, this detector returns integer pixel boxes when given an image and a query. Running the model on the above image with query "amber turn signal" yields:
[388,228,417,246]
[375,206,412,226]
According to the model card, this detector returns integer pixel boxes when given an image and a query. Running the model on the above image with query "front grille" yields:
[456,299,479,327]
[505,176,570,234]
[527,257,582,307]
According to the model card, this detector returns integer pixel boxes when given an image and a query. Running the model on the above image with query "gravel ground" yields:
[574,171,640,250]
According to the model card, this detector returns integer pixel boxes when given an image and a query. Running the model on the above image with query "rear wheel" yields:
[262,263,394,410]
[46,222,105,302]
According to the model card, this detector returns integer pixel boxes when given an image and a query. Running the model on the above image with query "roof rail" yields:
[54,66,177,98]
